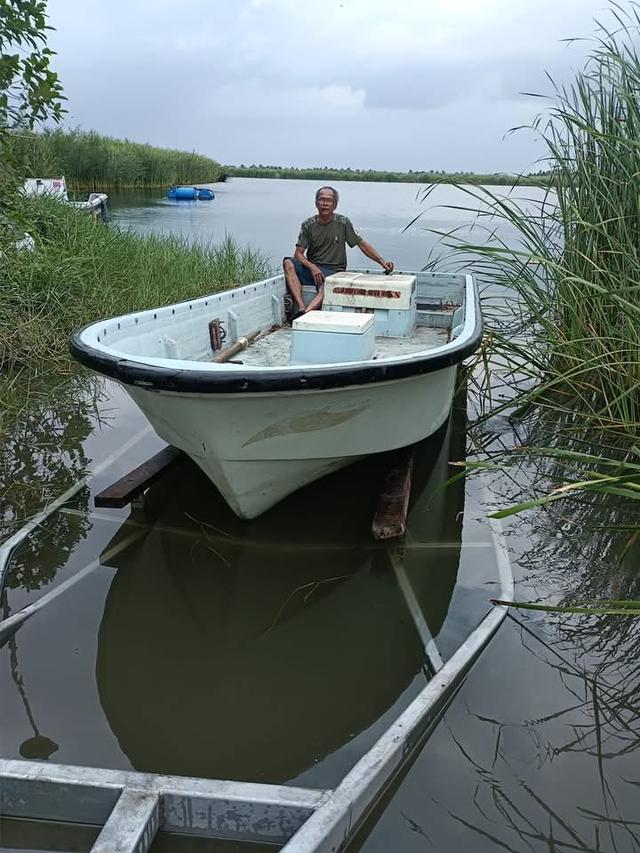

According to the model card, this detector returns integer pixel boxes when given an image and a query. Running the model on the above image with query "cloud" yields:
[45,0,609,171]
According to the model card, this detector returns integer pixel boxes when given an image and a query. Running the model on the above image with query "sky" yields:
[46,0,609,174]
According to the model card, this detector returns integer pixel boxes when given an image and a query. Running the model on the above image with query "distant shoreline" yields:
[224,165,550,187]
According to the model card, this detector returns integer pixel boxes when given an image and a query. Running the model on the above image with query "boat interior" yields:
[240,322,450,367]
[86,271,468,368]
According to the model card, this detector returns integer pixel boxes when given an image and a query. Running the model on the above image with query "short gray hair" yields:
[315,186,339,204]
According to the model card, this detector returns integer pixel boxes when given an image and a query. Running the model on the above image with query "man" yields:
[283,186,394,317]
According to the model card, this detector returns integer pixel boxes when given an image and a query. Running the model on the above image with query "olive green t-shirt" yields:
[296,214,363,271]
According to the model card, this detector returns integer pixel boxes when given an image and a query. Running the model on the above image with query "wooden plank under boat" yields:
[70,269,482,519]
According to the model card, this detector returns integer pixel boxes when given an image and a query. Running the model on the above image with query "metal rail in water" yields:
[0,446,513,852]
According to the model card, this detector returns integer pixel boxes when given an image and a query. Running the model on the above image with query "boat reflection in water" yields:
[96,402,465,785]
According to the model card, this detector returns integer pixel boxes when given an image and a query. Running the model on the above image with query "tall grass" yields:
[416,4,640,601]
[9,129,224,189]
[433,3,640,435]
[0,195,272,368]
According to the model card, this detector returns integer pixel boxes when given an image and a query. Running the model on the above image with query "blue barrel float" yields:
[167,186,215,200]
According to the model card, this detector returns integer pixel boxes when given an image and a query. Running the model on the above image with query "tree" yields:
[1,0,65,215]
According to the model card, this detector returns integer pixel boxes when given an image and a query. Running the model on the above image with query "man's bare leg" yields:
[304,285,324,312]
[283,258,306,312]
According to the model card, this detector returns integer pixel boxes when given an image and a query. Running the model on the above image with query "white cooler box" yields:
[290,311,375,365]
[323,272,417,338]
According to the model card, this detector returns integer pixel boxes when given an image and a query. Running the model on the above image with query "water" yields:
[107,177,544,272]
[1,390,499,783]
[1,179,639,852]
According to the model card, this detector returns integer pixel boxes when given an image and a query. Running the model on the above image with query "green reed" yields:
[419,5,640,609]
[432,3,640,435]
[9,128,224,189]
[0,195,272,368]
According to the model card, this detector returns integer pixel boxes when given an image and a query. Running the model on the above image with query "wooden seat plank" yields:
[94,445,184,508]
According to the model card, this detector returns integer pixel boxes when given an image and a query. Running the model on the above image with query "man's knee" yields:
[283,257,295,274]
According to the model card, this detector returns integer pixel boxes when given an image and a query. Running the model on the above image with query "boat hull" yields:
[125,365,457,518]
[70,269,481,518]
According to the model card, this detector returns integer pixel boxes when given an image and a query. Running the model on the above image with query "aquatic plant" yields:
[429,3,640,435]
[0,194,272,368]
[9,128,224,189]
[415,3,640,530]
[409,6,640,623]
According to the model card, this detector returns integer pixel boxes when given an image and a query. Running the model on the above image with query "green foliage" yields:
[429,6,640,622]
[437,4,640,435]
[10,128,225,189]
[224,164,549,187]
[460,447,640,516]
[0,195,272,368]
[0,0,65,213]
[0,0,65,130]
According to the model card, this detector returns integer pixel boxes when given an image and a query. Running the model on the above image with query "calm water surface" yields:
[1,179,639,852]
[107,177,544,272]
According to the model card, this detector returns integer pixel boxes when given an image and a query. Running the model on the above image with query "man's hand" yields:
[309,264,326,287]
[381,260,394,275]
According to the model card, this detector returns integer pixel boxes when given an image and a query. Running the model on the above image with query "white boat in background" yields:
[23,177,108,221]
[70,269,482,519]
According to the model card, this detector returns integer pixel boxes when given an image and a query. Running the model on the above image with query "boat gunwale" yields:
[69,273,482,394]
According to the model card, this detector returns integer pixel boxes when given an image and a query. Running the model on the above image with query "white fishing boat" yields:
[23,177,108,221]
[70,269,482,518]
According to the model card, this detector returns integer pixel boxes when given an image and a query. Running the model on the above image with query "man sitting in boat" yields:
[284,186,394,319]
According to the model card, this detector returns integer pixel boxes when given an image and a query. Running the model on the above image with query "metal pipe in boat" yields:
[212,329,262,363]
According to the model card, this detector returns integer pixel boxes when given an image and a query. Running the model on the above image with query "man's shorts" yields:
[283,257,336,290]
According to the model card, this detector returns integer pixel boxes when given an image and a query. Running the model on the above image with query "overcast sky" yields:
[46,0,608,173]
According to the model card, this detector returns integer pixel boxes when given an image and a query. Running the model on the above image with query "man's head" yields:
[315,186,339,217]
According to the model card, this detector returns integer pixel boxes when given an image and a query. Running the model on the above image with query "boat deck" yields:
[240,324,450,367]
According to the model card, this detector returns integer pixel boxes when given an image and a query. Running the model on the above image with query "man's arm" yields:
[357,240,394,274]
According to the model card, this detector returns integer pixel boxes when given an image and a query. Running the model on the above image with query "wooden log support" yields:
[371,447,415,540]
[94,445,184,508]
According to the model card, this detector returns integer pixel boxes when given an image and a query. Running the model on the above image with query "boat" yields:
[70,269,482,519]
[167,185,215,200]
[22,177,108,221]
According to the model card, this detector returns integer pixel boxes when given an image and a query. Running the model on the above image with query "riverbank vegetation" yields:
[459,8,640,436]
[1,0,65,224]
[10,129,224,190]
[224,164,549,187]
[443,5,640,609]
[0,196,271,370]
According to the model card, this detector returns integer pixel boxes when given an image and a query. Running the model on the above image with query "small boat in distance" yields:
[167,186,215,200]
[22,177,108,221]
[70,269,482,519]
